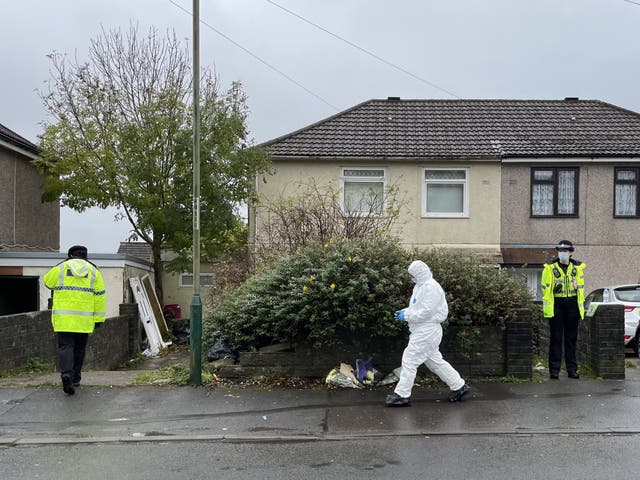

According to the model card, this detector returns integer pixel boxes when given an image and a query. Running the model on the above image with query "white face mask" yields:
[558,251,570,263]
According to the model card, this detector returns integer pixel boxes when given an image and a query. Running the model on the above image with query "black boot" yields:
[385,393,411,407]
[448,384,471,403]
[62,375,75,395]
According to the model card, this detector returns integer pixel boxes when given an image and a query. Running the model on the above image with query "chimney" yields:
[564,97,579,102]
[387,96,401,101]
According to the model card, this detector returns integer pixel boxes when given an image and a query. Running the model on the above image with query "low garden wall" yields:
[217,305,625,380]
[533,303,625,379]
[218,308,535,379]
[0,303,141,372]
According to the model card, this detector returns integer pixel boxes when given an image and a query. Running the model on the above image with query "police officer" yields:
[541,240,586,380]
[44,245,106,395]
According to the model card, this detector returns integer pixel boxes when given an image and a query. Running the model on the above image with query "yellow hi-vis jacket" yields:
[541,259,586,320]
[44,258,106,333]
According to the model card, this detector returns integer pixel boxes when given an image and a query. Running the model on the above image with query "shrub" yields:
[204,239,410,350]
[410,249,536,329]
[203,241,537,353]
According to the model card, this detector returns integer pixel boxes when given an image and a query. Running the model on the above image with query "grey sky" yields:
[2,0,639,253]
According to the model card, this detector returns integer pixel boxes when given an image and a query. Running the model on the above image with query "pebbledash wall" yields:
[0,304,141,372]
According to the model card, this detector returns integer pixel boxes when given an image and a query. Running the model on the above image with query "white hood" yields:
[403,260,448,327]
[408,260,432,284]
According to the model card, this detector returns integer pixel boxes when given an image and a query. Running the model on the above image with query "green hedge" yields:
[203,239,536,352]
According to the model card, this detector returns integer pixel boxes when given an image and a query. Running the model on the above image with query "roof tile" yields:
[261,99,640,159]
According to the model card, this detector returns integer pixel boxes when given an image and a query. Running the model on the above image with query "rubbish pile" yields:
[206,340,239,363]
[325,358,401,389]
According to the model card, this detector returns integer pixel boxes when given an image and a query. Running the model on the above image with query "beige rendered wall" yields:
[162,264,216,319]
[255,159,502,257]
[501,162,640,291]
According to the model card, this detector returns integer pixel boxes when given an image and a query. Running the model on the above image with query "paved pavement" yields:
[2,351,640,446]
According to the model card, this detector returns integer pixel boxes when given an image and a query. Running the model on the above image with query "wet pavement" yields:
[2,350,640,445]
[3,351,640,480]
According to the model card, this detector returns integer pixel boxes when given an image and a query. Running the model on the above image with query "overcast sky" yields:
[2,0,640,253]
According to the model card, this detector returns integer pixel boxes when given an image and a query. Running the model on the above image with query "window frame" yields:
[421,167,469,218]
[503,266,543,301]
[340,167,387,216]
[613,166,640,218]
[179,273,215,288]
[530,167,579,217]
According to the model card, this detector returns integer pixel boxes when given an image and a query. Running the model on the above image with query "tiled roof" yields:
[261,98,640,159]
[117,242,152,261]
[0,123,39,155]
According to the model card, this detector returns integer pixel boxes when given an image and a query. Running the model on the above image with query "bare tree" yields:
[253,179,405,257]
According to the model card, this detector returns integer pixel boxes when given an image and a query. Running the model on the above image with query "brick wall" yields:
[219,309,534,379]
[580,304,625,379]
[0,304,141,372]
[534,304,625,379]
[441,326,506,377]
[0,310,57,370]
[506,309,533,379]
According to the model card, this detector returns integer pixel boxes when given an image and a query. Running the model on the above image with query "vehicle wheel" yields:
[634,333,640,356]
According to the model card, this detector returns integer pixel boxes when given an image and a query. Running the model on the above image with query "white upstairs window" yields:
[423,168,469,217]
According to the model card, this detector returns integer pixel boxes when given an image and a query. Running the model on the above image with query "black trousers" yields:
[57,332,89,383]
[548,298,580,374]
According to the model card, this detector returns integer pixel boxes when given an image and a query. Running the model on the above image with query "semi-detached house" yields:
[252,97,640,298]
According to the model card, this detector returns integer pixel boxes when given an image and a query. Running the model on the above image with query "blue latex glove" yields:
[394,310,405,321]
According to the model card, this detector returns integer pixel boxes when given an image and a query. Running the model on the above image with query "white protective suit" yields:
[394,260,465,398]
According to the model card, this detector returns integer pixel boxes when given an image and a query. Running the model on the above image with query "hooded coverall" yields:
[394,260,465,398]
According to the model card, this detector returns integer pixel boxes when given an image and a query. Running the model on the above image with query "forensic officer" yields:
[44,245,106,395]
[541,240,586,380]
[385,260,470,406]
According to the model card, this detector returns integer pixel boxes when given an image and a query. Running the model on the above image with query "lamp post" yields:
[189,0,202,385]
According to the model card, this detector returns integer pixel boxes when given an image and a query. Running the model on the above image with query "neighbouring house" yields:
[0,124,154,317]
[117,242,215,318]
[252,97,640,298]
[0,123,59,315]
[0,123,59,252]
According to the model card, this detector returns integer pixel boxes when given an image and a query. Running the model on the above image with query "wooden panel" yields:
[0,267,22,275]
[141,274,170,341]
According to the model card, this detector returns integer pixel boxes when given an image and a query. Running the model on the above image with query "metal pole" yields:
[189,0,202,385]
